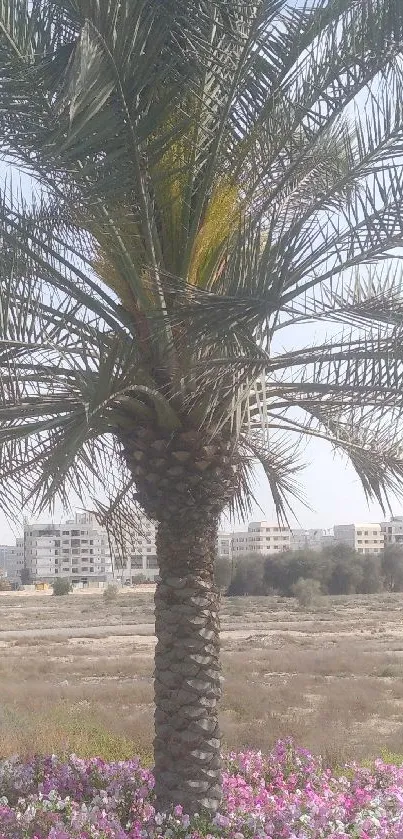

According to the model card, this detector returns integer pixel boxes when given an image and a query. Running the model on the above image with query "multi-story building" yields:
[24,512,113,584]
[290,529,336,552]
[381,516,403,546]
[217,532,233,560]
[122,516,159,582]
[333,523,384,555]
[0,539,24,581]
[231,521,291,556]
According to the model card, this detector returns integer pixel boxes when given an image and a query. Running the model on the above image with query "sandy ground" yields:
[2,590,403,764]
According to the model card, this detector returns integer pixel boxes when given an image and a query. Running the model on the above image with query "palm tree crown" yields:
[1,0,403,814]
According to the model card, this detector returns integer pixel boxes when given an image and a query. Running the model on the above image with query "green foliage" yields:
[0,577,11,591]
[214,557,233,591]
[227,557,267,596]
[52,577,72,597]
[50,708,147,762]
[0,0,402,537]
[19,569,31,585]
[103,584,119,603]
[292,578,322,609]
[3,703,153,764]
[381,545,403,592]
[131,574,149,585]
[380,749,403,766]
[226,545,387,597]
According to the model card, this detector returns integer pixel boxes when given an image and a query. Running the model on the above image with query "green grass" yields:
[0,704,153,765]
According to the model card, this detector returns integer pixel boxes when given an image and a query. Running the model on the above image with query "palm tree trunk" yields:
[154,515,221,816]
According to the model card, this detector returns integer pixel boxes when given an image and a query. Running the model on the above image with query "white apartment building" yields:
[24,512,113,584]
[122,516,159,582]
[333,523,384,555]
[381,516,403,546]
[0,539,24,581]
[231,521,291,556]
[290,529,336,552]
[217,532,233,560]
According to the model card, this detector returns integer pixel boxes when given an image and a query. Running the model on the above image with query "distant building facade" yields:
[122,516,159,582]
[333,523,384,555]
[231,521,291,556]
[0,539,24,581]
[381,516,403,547]
[24,513,113,584]
[290,528,335,553]
[217,532,233,560]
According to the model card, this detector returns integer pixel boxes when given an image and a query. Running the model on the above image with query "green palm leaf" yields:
[2,0,403,814]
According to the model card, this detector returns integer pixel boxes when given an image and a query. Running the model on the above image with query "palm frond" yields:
[242,432,308,523]
[2,0,403,524]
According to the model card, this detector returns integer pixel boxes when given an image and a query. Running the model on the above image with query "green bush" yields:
[20,568,31,585]
[214,557,232,590]
[224,544,387,599]
[382,545,403,592]
[103,583,119,603]
[131,574,149,584]
[292,577,322,608]
[52,577,72,596]
[226,557,266,596]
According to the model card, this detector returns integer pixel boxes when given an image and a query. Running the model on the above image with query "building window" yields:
[146,556,158,569]
[131,556,143,568]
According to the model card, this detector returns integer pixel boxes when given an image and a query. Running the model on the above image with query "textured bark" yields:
[154,517,222,816]
[120,425,239,528]
[119,424,240,814]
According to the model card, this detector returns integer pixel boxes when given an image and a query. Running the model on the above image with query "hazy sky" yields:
[0,85,400,544]
[0,440,398,544]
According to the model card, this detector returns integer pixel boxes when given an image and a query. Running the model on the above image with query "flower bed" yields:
[1,740,403,838]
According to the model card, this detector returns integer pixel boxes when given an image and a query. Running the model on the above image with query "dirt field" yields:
[1,589,403,765]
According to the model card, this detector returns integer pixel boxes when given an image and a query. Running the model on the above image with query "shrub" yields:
[20,568,31,585]
[225,546,387,599]
[132,573,149,584]
[103,583,119,603]
[52,577,72,596]
[382,545,403,592]
[292,577,322,608]
[226,557,266,596]
[214,557,232,590]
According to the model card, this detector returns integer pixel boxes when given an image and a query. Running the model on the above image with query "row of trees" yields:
[216,544,403,598]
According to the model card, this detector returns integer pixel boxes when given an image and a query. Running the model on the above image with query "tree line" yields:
[215,544,403,597]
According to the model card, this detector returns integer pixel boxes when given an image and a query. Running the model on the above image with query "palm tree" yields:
[1,0,403,815]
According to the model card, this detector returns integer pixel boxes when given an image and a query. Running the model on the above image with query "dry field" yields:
[1,589,403,765]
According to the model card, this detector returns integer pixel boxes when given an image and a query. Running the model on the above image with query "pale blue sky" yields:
[0,76,401,543]
[0,444,398,543]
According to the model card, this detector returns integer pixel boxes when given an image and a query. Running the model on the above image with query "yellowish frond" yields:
[188,181,240,288]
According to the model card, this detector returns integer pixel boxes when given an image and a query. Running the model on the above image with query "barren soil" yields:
[1,589,403,764]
